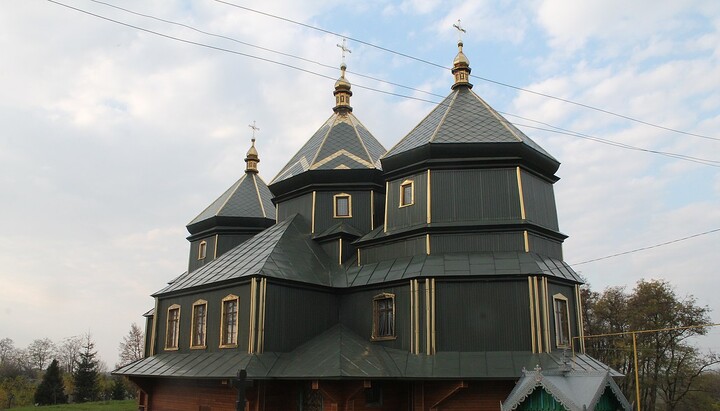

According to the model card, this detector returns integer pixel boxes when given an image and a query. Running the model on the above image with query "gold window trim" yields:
[219,294,239,348]
[552,293,572,349]
[198,240,207,260]
[164,304,181,351]
[190,299,208,349]
[399,179,414,208]
[333,193,352,218]
[371,292,396,341]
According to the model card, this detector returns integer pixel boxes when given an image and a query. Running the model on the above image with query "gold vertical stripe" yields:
[426,169,431,224]
[431,278,436,355]
[370,190,375,230]
[357,249,361,267]
[384,182,389,232]
[150,297,159,356]
[338,238,343,265]
[409,280,415,354]
[576,284,586,353]
[311,191,316,234]
[259,278,267,353]
[426,234,430,255]
[425,279,431,355]
[516,167,526,220]
[252,174,267,218]
[542,277,551,352]
[213,234,219,259]
[414,279,420,354]
[528,277,536,353]
[523,231,529,252]
[533,277,543,353]
[248,278,256,354]
[275,204,278,223]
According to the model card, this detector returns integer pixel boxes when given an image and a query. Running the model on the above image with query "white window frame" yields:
[399,180,414,208]
[553,293,572,348]
[333,193,352,218]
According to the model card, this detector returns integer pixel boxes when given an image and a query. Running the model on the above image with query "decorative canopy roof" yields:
[187,138,275,234]
[383,40,557,170]
[270,64,386,186]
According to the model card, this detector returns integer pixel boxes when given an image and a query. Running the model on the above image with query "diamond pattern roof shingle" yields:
[384,87,554,160]
[271,113,386,184]
[188,173,275,226]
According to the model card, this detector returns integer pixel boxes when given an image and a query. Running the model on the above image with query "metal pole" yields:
[632,332,641,411]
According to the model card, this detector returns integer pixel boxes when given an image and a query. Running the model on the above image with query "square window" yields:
[191,300,207,348]
[372,294,395,340]
[165,305,180,350]
[400,180,414,207]
[220,296,239,347]
[334,194,351,218]
[553,294,571,348]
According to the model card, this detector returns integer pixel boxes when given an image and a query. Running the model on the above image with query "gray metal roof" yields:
[155,215,334,295]
[188,172,275,227]
[502,367,631,411]
[338,252,582,287]
[384,87,555,161]
[270,112,386,184]
[114,325,614,380]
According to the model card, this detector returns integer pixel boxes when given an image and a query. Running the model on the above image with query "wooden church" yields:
[115,39,632,411]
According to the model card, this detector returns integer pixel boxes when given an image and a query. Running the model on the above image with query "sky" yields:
[1,0,719,367]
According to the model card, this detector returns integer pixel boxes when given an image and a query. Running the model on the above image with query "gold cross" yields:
[453,19,466,42]
[248,121,260,142]
[336,38,352,64]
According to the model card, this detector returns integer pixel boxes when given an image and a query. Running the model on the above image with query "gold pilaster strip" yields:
[338,238,343,265]
[252,174,267,218]
[426,234,430,255]
[533,277,543,353]
[431,278,436,355]
[384,182,389,232]
[248,278,257,354]
[410,279,415,354]
[542,277,551,352]
[426,169,431,224]
[575,284,586,353]
[415,280,420,354]
[370,190,375,230]
[259,278,267,353]
[516,167,526,220]
[275,204,278,223]
[524,231,530,252]
[150,297,159,356]
[357,249,361,267]
[528,277,536,353]
[213,234,219,259]
[311,191,316,234]
[425,279,431,355]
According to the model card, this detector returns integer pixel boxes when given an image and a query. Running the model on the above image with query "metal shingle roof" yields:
[270,113,386,184]
[384,87,555,161]
[188,173,275,227]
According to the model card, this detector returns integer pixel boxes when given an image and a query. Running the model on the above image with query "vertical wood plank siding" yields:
[386,172,427,232]
[215,234,255,257]
[435,280,531,351]
[432,233,525,253]
[361,236,426,265]
[263,284,338,352]
[156,284,251,353]
[520,170,560,230]
[276,192,313,228]
[315,190,372,234]
[339,284,410,351]
[527,233,563,259]
[188,235,217,272]
[431,169,521,223]
[546,282,579,351]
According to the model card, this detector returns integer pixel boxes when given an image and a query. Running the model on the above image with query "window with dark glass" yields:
[400,180,414,207]
[553,294,571,347]
[191,300,207,348]
[198,241,207,260]
[372,294,395,340]
[220,295,239,347]
[165,305,180,350]
[334,193,351,218]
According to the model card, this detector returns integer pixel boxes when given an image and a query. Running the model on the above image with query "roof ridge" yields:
[251,173,267,218]
[470,90,523,143]
[188,174,247,225]
[429,89,459,143]
[348,113,376,164]
[309,115,339,167]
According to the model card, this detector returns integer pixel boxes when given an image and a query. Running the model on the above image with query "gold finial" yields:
[451,20,472,90]
[333,39,353,113]
[245,121,260,173]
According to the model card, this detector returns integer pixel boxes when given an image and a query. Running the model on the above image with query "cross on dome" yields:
[336,38,352,65]
[453,19,466,42]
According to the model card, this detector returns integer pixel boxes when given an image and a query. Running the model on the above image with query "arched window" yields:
[553,293,571,348]
[372,293,395,340]
[165,304,181,350]
[220,294,239,348]
[190,299,207,349]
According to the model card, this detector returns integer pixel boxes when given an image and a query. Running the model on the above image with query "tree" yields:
[117,323,144,367]
[27,337,56,371]
[72,334,99,403]
[34,359,67,405]
[57,335,83,374]
[0,338,15,364]
[583,279,719,410]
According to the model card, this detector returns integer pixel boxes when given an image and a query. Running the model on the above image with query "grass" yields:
[10,400,136,411]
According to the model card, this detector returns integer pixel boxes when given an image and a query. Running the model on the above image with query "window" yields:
[198,241,207,260]
[165,304,180,350]
[399,180,414,207]
[333,193,352,218]
[553,294,571,348]
[220,295,239,347]
[190,300,207,349]
[372,293,395,340]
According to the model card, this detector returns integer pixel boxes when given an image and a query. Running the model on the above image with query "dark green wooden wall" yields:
[546,281,578,351]
[188,235,216,272]
[431,232,525,254]
[521,169,559,231]
[339,284,410,351]
[386,172,427,232]
[216,234,255,257]
[361,236,425,265]
[276,192,313,229]
[527,234,563,259]
[314,190,373,234]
